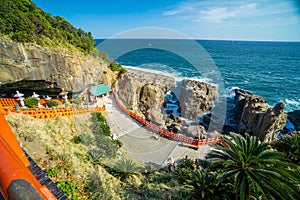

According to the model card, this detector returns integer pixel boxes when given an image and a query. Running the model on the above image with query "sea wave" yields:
[284,98,300,112]
[123,64,215,84]
[285,98,300,106]
[123,64,300,113]
[225,86,241,98]
[123,65,184,81]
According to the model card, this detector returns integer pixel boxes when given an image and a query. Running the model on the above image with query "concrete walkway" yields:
[105,96,213,168]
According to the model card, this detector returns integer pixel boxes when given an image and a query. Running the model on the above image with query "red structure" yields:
[0,106,57,199]
[0,98,106,119]
[113,94,224,148]
[0,101,105,199]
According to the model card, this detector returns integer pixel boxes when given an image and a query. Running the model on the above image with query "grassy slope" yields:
[6,113,124,199]
[6,113,191,199]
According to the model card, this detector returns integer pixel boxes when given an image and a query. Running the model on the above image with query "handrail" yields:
[0,97,106,119]
[0,113,56,199]
[0,98,19,107]
[112,93,222,147]
[0,101,104,199]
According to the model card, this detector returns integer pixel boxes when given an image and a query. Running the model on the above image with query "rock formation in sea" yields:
[179,79,218,120]
[288,110,300,131]
[115,69,175,125]
[235,89,287,142]
[1,39,291,143]
[0,38,116,92]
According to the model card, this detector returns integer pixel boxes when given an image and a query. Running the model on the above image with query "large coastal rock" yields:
[288,110,300,131]
[0,38,116,92]
[235,89,287,142]
[115,69,175,125]
[179,79,218,119]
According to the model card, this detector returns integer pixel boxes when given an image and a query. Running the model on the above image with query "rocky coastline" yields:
[0,39,298,143]
[234,89,287,142]
[114,66,298,142]
[114,66,299,142]
[115,68,175,125]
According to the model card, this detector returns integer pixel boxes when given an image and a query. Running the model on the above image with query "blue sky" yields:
[31,0,300,41]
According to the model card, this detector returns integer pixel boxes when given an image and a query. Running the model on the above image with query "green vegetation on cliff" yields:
[0,0,95,53]
[6,113,300,199]
[109,61,128,74]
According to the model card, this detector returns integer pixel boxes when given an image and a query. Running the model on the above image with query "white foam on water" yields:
[123,65,216,85]
[282,98,300,112]
[225,86,241,98]
[285,98,300,106]
[123,65,183,82]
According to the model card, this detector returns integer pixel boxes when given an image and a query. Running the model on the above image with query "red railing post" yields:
[112,93,223,147]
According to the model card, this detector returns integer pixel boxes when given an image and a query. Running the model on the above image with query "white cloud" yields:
[162,5,194,16]
[160,0,300,40]
[199,7,236,23]
[162,1,260,23]
[197,3,258,23]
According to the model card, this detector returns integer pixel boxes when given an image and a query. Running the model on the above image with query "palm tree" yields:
[186,169,234,200]
[112,159,140,182]
[272,131,300,165]
[206,133,300,200]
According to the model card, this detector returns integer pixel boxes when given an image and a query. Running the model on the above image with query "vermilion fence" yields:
[0,98,19,110]
[0,99,104,199]
[113,93,222,147]
[0,113,57,199]
[18,106,106,119]
[0,98,105,118]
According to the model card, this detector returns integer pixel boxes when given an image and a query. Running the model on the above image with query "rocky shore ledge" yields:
[115,68,295,143]
[234,89,287,142]
[115,68,175,125]
[1,39,297,143]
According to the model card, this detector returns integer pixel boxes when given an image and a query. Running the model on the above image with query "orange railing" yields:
[0,106,56,199]
[0,98,51,109]
[0,98,105,119]
[113,93,222,147]
[0,100,105,199]
[19,106,106,119]
[0,98,19,112]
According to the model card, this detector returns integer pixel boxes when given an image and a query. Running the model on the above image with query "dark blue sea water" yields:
[96,39,300,113]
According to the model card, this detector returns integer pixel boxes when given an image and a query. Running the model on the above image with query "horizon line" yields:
[94,38,300,42]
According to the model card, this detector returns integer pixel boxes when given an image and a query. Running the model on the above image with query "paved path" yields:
[105,96,212,168]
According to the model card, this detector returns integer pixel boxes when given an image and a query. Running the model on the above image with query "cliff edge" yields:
[115,68,175,125]
[235,89,287,142]
[0,38,116,92]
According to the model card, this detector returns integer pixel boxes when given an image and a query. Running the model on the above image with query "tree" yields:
[0,0,96,54]
[186,170,233,200]
[46,99,58,107]
[25,97,39,108]
[206,133,300,200]
[175,158,194,183]
[112,159,140,182]
[272,132,300,165]
[108,61,127,74]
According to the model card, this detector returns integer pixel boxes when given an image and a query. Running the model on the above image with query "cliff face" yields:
[179,79,218,120]
[235,89,287,142]
[115,69,175,125]
[0,38,116,92]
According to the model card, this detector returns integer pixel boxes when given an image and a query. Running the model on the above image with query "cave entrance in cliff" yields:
[0,80,62,98]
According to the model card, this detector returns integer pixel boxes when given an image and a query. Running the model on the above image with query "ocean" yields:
[96,39,300,113]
